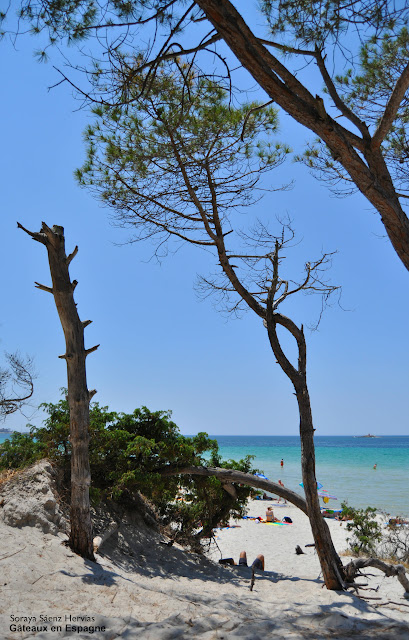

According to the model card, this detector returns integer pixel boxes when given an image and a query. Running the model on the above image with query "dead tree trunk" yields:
[265,243,345,590]
[18,222,97,560]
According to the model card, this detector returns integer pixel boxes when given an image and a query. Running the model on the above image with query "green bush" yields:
[0,432,47,469]
[340,502,382,556]
[0,396,257,547]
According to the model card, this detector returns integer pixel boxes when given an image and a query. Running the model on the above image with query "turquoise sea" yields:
[1,433,408,516]
[0,433,15,444]
[211,436,409,518]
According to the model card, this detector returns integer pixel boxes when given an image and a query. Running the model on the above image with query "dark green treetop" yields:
[76,66,288,255]
[0,395,258,545]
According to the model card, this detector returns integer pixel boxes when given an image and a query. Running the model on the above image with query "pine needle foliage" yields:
[5,1,409,268]
[76,65,288,252]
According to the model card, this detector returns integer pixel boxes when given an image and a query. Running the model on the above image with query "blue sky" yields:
[1,10,408,436]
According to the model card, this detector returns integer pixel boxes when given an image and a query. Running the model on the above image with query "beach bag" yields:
[282,516,292,523]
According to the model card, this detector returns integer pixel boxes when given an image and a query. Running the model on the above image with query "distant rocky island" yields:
[0,428,13,434]
[354,433,378,438]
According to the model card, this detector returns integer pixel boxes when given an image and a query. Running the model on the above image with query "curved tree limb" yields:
[160,463,349,590]
[264,242,345,590]
[265,243,302,383]
[344,557,409,596]
[160,464,309,513]
[314,47,370,140]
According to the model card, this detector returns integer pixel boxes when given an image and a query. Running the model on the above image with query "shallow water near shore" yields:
[210,435,409,517]
[1,433,408,516]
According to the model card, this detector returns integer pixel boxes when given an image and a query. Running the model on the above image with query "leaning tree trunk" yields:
[265,244,345,590]
[294,376,345,589]
[18,222,97,560]
[196,0,409,273]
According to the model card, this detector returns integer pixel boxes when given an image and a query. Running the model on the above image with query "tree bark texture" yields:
[264,248,345,590]
[18,222,96,560]
[267,321,345,589]
[195,0,409,272]
[294,377,346,589]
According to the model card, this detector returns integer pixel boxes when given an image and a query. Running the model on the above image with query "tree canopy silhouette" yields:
[4,0,409,269]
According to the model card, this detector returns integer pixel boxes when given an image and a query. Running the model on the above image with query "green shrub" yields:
[0,431,47,469]
[341,502,382,556]
[0,395,257,547]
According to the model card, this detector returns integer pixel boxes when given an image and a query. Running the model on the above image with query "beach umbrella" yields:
[299,481,323,490]
[318,491,337,500]
[254,473,269,480]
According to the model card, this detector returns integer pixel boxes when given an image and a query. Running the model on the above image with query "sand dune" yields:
[1,464,409,639]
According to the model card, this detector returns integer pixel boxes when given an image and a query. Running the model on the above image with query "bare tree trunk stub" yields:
[18,222,96,560]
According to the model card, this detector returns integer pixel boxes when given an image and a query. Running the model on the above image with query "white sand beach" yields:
[1,463,409,639]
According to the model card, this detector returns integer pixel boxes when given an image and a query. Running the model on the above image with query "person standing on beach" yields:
[278,479,287,504]
[280,459,284,467]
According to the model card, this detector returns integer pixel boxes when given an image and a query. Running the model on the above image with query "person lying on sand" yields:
[321,510,337,519]
[388,517,409,526]
[219,551,264,571]
[238,550,264,570]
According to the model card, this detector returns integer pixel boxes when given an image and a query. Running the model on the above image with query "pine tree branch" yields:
[79,0,178,31]
[314,47,370,143]
[372,61,409,149]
